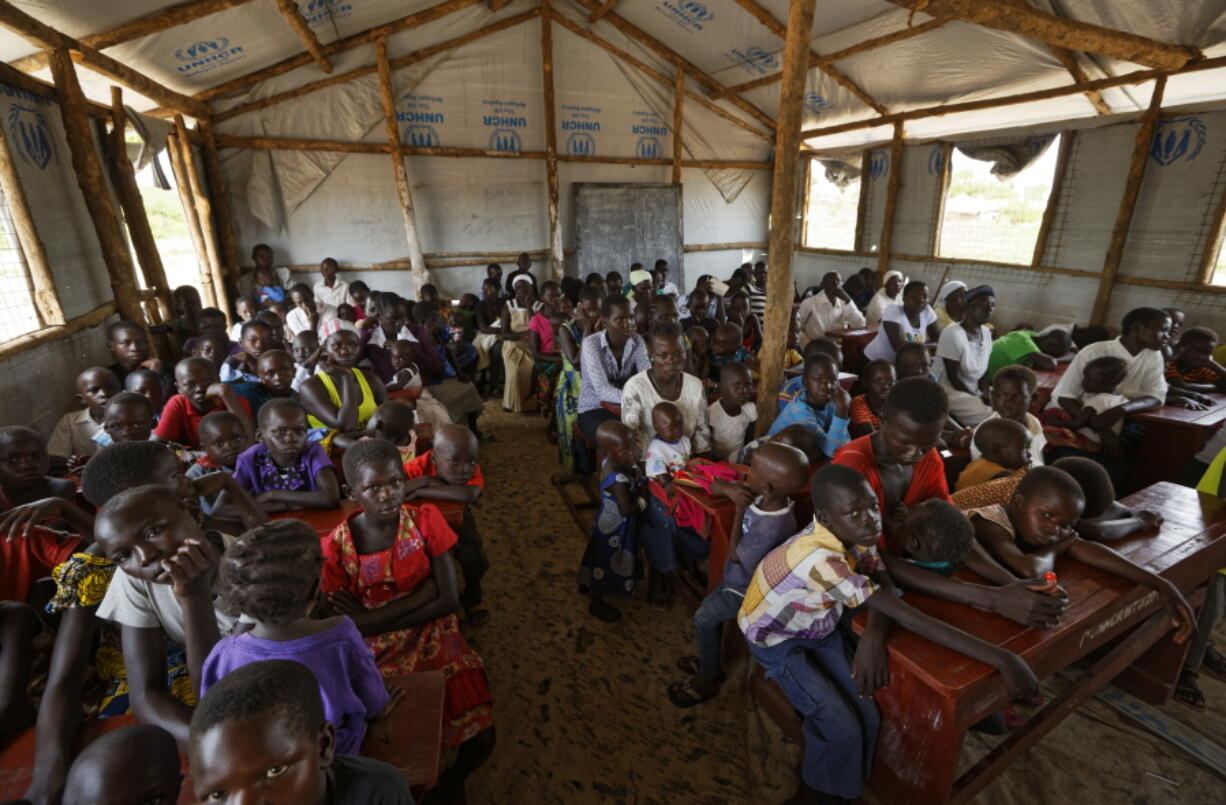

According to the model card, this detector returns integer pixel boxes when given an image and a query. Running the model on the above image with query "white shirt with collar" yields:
[1047,337,1167,409]
[313,279,350,309]
[796,292,866,344]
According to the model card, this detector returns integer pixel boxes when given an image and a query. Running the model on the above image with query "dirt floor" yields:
[464,403,1226,804]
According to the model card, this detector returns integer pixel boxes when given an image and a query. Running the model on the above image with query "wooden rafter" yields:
[589,0,620,22]
[876,123,903,279]
[1198,177,1226,286]
[885,0,1198,71]
[0,111,62,326]
[572,0,776,131]
[1031,130,1074,265]
[195,0,482,102]
[671,65,684,184]
[215,8,540,122]
[1048,45,1111,115]
[0,1,210,119]
[488,0,512,9]
[732,0,887,114]
[800,55,1226,140]
[10,0,258,73]
[716,18,947,98]
[541,0,563,281]
[272,0,333,74]
[549,11,772,142]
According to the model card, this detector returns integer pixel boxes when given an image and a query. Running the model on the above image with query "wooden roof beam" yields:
[488,0,512,9]
[9,0,258,73]
[0,1,210,119]
[715,17,946,98]
[272,0,333,73]
[588,0,619,22]
[886,0,1199,71]
[1048,45,1111,115]
[731,0,887,114]
[194,0,482,102]
[800,54,1226,140]
[572,0,777,131]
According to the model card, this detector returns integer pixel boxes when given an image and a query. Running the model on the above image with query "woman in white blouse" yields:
[862,280,941,364]
[864,269,905,326]
[934,285,996,426]
[620,320,711,608]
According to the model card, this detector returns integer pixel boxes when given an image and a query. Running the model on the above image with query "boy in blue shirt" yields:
[769,353,851,458]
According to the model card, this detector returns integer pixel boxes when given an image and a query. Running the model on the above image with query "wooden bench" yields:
[1131,393,1226,489]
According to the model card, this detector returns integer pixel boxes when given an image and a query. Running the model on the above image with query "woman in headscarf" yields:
[865,269,905,326]
[499,274,539,412]
[934,280,967,331]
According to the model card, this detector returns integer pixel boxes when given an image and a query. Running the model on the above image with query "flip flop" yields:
[673,656,727,682]
[667,679,718,709]
[1175,669,1206,710]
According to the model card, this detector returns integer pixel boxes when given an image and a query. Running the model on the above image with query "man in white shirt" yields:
[312,256,350,308]
[1047,307,1171,412]
[796,271,866,346]
[655,259,679,297]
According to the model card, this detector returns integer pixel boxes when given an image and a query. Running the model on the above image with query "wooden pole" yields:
[1049,46,1111,115]
[853,149,870,251]
[106,88,174,323]
[541,0,564,282]
[876,123,904,280]
[374,36,429,296]
[928,142,952,256]
[165,130,217,308]
[0,301,117,362]
[0,109,63,326]
[1197,179,1226,286]
[46,46,146,326]
[197,119,242,282]
[272,0,333,73]
[1090,77,1167,326]
[589,0,619,21]
[1030,131,1074,266]
[671,66,684,185]
[799,156,812,246]
[175,115,229,312]
[755,0,816,436]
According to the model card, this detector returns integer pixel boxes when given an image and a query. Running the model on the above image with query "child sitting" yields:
[254,263,287,307]
[60,724,182,805]
[580,421,648,622]
[768,353,852,460]
[403,424,489,625]
[970,465,1195,642]
[348,280,370,319]
[707,362,757,461]
[290,329,321,392]
[956,418,1033,491]
[849,359,895,437]
[227,348,297,417]
[0,426,76,506]
[234,399,339,512]
[125,368,169,421]
[106,320,162,383]
[1044,355,1130,459]
[739,464,1039,804]
[669,442,808,707]
[645,401,691,485]
[1166,326,1226,396]
[229,296,258,342]
[49,367,122,463]
[736,422,822,467]
[155,357,255,450]
[183,306,235,356]
[221,320,275,383]
[334,400,418,459]
[192,333,231,369]
[895,340,931,380]
[202,520,394,756]
[970,365,1047,466]
[1049,456,1163,542]
[188,411,251,516]
[189,660,412,804]
[687,324,711,385]
[777,337,842,410]
[287,283,326,337]
[709,322,758,382]
[92,391,157,448]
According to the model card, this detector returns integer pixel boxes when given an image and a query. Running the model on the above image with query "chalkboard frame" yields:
[573,183,684,293]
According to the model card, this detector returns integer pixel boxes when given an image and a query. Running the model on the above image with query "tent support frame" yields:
[541,0,564,282]
[876,124,904,281]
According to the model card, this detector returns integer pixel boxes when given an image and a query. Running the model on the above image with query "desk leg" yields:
[1133,425,1201,490]
[1112,583,1203,705]
[706,516,732,595]
[869,669,964,804]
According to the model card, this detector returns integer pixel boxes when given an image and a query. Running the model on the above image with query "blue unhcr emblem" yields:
[489,129,522,152]
[678,1,713,22]
[636,137,661,159]
[404,126,439,148]
[803,93,832,115]
[928,145,944,175]
[1150,116,1206,166]
[567,132,595,156]
[175,38,229,61]
[8,104,53,169]
[869,151,888,180]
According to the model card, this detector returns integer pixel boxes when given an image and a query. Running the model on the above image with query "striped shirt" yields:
[577,330,651,413]
[1165,362,1220,384]
[738,519,883,648]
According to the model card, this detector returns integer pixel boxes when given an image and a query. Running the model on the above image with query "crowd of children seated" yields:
[1,246,1224,805]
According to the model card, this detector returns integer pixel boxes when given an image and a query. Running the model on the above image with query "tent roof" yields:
[3,0,1226,151]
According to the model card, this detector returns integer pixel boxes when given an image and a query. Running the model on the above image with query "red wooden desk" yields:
[388,387,424,402]
[1030,363,1069,413]
[783,363,858,391]
[854,482,1226,804]
[275,498,464,536]
[828,325,878,372]
[1131,394,1226,488]
[0,671,445,801]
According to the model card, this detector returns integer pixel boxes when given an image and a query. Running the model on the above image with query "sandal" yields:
[1203,643,1226,680]
[465,606,491,627]
[675,655,702,676]
[1175,668,1206,710]
[667,679,719,709]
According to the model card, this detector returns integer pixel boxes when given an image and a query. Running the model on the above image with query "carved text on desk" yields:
[1079,589,1158,650]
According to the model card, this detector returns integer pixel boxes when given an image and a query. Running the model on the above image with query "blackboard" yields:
[574,183,683,291]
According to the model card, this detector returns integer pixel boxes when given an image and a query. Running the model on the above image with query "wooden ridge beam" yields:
[549,11,772,142]
[541,0,563,281]
[589,0,619,22]
[800,55,1226,140]
[885,0,1198,71]
[571,0,777,131]
[1090,76,1166,326]
[716,18,946,98]
[195,0,482,102]
[731,0,887,115]
[1049,45,1111,115]
[215,8,540,122]
[756,0,817,437]
[10,0,258,74]
[0,1,211,119]
[273,0,333,74]
[375,36,429,295]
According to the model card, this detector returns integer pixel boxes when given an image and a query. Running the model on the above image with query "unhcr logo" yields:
[657,1,712,33]
[1150,116,1206,166]
[727,46,778,77]
[489,129,522,152]
[803,93,831,115]
[404,126,440,148]
[8,105,54,170]
[869,151,889,180]
[928,145,945,175]
[174,37,246,75]
[567,133,595,157]
[636,137,661,159]
[299,0,354,27]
